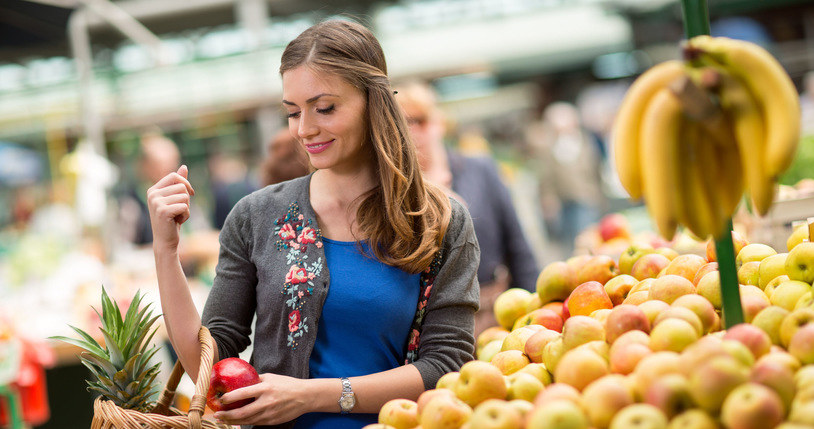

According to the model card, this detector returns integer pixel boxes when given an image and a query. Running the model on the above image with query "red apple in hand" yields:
[207,357,261,411]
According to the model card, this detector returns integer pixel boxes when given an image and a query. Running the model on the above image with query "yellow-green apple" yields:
[567,281,613,317]
[794,364,814,389]
[419,394,473,429]
[525,293,542,313]
[638,299,671,327]
[378,399,419,429]
[787,224,810,251]
[755,350,801,374]
[789,323,814,364]
[455,360,508,407]
[577,255,619,286]
[506,372,544,402]
[723,323,772,359]
[623,291,651,305]
[795,292,814,310]
[599,213,631,242]
[506,399,533,422]
[693,262,718,286]
[737,243,778,270]
[580,374,635,429]
[574,340,610,362]
[608,403,668,429]
[780,307,814,347]
[721,339,756,368]
[789,400,814,426]
[526,399,589,429]
[501,325,541,352]
[649,318,700,353]
[542,301,567,320]
[770,280,812,311]
[517,362,552,386]
[490,350,530,375]
[786,241,814,284]
[605,275,638,306]
[720,383,785,429]
[671,294,717,333]
[478,339,503,362]
[436,372,460,390]
[533,383,581,407]
[543,337,565,374]
[643,373,693,418]
[605,304,650,344]
[696,271,722,309]
[609,342,652,376]
[653,306,703,336]
[468,399,523,429]
[567,254,593,272]
[631,254,671,280]
[666,409,718,429]
[740,287,771,323]
[536,261,578,305]
[738,261,762,287]
[631,351,682,399]
[554,347,609,391]
[765,275,790,297]
[664,254,707,283]
[494,288,533,330]
[590,308,612,325]
[750,360,797,411]
[655,247,680,261]
[630,278,656,295]
[562,315,605,350]
[512,308,563,332]
[758,253,789,290]
[477,327,511,352]
[619,244,656,275]
[648,275,695,305]
[708,230,750,263]
[524,328,561,363]
[688,355,750,413]
[677,336,727,377]
[417,388,456,416]
[206,357,261,412]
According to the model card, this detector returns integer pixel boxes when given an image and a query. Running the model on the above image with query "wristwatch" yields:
[338,377,356,414]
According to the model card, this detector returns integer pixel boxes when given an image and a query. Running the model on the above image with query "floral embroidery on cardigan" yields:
[273,202,324,349]
[405,250,444,364]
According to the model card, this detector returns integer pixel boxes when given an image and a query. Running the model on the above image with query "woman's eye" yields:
[287,111,301,119]
[316,105,335,114]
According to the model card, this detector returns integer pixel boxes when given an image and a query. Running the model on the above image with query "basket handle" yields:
[151,326,217,429]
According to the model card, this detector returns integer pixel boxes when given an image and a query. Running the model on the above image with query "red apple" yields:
[567,281,613,317]
[207,357,261,411]
[577,255,619,285]
[598,213,631,242]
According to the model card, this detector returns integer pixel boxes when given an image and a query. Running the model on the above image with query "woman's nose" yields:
[297,112,318,139]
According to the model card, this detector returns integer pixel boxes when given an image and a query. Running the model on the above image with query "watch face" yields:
[340,394,355,410]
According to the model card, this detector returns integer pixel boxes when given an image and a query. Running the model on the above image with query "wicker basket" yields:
[91,326,233,429]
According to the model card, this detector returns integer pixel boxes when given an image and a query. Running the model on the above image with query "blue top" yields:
[293,238,421,429]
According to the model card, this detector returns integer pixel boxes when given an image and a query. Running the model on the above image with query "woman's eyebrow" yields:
[282,93,338,106]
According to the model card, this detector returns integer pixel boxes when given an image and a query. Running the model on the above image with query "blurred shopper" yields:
[394,80,540,335]
[259,128,311,187]
[208,151,257,229]
[526,101,604,258]
[147,20,478,428]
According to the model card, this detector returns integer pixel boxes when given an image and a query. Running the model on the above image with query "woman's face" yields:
[282,66,369,173]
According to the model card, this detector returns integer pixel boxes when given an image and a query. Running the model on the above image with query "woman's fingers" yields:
[156,203,190,223]
[149,170,195,196]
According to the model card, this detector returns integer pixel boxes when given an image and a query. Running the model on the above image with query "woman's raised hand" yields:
[147,165,195,251]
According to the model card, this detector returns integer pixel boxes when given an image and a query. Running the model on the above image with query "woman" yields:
[147,19,480,428]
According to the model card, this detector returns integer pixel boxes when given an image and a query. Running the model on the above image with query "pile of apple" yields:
[369,224,814,429]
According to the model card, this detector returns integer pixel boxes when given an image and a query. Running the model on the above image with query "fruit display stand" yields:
[750,196,814,252]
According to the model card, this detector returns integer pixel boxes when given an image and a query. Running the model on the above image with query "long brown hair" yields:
[280,19,451,273]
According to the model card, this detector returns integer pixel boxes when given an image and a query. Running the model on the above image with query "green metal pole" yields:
[679,0,744,328]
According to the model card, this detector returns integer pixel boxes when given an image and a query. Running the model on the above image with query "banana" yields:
[714,67,776,216]
[676,117,720,240]
[612,60,686,200]
[714,136,745,220]
[687,36,801,180]
[639,87,683,240]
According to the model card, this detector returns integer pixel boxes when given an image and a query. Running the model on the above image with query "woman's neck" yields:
[309,166,377,241]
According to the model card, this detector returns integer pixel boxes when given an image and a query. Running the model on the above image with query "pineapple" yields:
[51,287,162,412]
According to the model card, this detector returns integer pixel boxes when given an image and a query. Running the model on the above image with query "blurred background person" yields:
[395,80,540,335]
[259,128,311,187]
[525,101,605,259]
[207,151,257,230]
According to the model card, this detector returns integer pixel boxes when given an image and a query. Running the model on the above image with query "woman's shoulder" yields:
[445,195,476,244]
[236,175,311,211]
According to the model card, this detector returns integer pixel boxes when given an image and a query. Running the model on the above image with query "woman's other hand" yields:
[147,165,195,251]
[213,373,313,426]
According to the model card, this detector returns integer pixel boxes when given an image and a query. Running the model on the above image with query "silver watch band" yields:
[339,377,355,414]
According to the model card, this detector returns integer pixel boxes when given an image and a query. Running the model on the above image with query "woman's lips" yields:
[305,139,333,154]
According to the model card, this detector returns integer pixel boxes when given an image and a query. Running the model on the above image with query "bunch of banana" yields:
[612,35,800,241]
